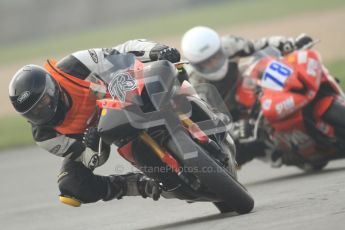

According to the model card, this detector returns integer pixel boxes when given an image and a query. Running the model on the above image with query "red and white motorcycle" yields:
[237,45,345,171]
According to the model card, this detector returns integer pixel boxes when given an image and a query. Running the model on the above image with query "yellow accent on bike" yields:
[179,114,194,127]
[174,61,189,70]
[139,132,165,159]
[59,195,82,207]
[101,108,107,116]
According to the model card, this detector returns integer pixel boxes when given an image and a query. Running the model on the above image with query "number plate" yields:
[261,61,293,91]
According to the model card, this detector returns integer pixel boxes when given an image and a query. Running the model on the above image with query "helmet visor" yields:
[21,75,60,125]
[192,48,227,74]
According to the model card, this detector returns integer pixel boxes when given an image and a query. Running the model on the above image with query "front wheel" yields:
[298,161,329,172]
[323,99,345,141]
[213,201,235,213]
[167,131,254,214]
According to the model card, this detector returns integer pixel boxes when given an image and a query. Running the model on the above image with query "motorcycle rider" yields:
[8,39,181,205]
[181,26,313,166]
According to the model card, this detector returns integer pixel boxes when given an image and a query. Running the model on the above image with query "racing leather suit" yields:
[32,39,178,203]
[187,35,299,165]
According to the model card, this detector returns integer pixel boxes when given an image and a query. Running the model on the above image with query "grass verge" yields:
[326,59,345,88]
[1,0,345,64]
[0,116,34,150]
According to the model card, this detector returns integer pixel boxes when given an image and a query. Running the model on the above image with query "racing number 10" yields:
[262,61,293,91]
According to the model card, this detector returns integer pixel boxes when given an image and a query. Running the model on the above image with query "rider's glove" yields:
[83,127,100,151]
[81,127,110,170]
[105,173,161,201]
[83,127,109,152]
[258,34,314,55]
[295,33,314,50]
[158,47,181,63]
[222,36,255,59]
[273,37,295,55]
[256,36,295,55]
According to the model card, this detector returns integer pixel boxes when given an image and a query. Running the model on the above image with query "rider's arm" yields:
[253,34,313,55]
[113,39,180,63]
[32,125,85,159]
[221,35,298,59]
[222,34,313,57]
[31,125,109,169]
[221,35,256,60]
[253,36,295,55]
[55,39,180,80]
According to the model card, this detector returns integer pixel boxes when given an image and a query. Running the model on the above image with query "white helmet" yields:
[181,26,228,81]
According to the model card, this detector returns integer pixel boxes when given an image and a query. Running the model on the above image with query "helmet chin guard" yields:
[195,61,228,81]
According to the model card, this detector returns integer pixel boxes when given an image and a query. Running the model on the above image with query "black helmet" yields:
[9,65,64,126]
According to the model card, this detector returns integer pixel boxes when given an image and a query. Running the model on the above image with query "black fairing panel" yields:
[97,107,139,145]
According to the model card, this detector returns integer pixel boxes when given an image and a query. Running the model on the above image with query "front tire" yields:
[213,201,235,213]
[167,131,254,214]
[298,161,329,172]
[323,99,345,141]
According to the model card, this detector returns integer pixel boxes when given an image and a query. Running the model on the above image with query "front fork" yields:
[180,115,230,164]
[137,115,221,190]
[138,115,230,188]
[138,131,201,190]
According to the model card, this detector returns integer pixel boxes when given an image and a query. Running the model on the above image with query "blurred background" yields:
[1,0,345,149]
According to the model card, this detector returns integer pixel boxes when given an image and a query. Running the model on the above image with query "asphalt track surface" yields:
[1,146,345,230]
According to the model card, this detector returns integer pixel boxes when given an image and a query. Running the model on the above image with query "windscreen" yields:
[87,53,144,104]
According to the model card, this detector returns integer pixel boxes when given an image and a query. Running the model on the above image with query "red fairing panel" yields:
[260,89,308,122]
[126,59,145,101]
[285,50,323,94]
[236,78,257,108]
[118,141,136,164]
